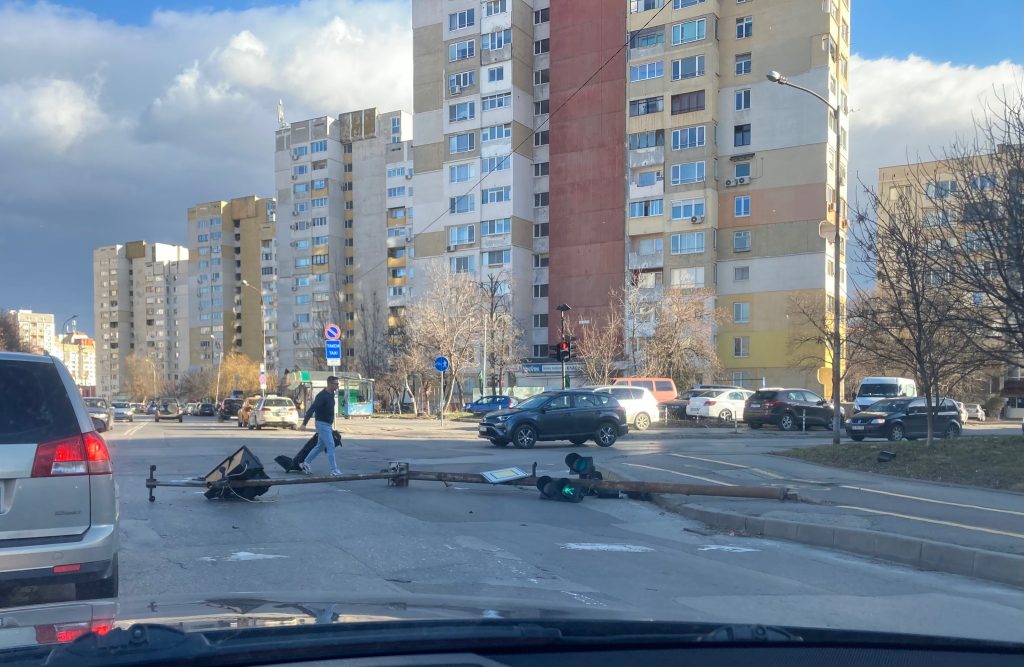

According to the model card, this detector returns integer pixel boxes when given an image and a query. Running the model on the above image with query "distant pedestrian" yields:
[299,376,342,476]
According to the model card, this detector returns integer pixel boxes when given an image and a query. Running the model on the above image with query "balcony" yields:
[629,180,664,200]
[481,233,511,250]
[386,235,409,249]
[628,251,664,270]
[628,147,665,170]
[533,236,549,253]
[481,44,512,66]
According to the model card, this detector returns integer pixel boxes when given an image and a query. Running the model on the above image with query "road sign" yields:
[434,356,450,373]
[324,324,342,341]
[326,340,342,366]
[259,372,267,390]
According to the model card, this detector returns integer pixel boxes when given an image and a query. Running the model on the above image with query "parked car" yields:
[591,385,660,431]
[236,395,262,428]
[82,398,114,432]
[743,388,844,431]
[953,401,969,425]
[0,351,118,599]
[965,403,986,421]
[662,384,743,419]
[248,395,300,430]
[477,390,628,449]
[154,398,183,423]
[219,397,244,421]
[462,395,519,416]
[612,377,678,403]
[183,402,197,416]
[845,397,962,441]
[686,388,754,422]
[198,402,216,417]
[111,401,134,422]
[146,403,157,415]
[853,377,917,413]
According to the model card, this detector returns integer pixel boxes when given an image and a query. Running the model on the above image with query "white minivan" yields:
[854,377,917,412]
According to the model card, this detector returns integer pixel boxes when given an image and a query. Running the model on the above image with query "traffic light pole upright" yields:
[556,304,571,389]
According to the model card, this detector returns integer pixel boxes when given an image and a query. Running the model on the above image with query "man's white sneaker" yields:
[330,470,343,477]
[300,462,312,475]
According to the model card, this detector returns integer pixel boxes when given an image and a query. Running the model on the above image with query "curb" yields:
[598,465,1024,590]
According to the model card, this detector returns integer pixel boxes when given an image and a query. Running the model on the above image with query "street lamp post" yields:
[61,314,78,335]
[241,279,268,396]
[210,334,222,405]
[767,69,844,445]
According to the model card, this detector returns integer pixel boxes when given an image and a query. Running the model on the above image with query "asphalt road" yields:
[3,416,1024,643]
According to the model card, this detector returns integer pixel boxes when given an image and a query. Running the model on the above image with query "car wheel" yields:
[75,555,118,601]
[154,417,159,423]
[570,437,587,446]
[248,423,255,430]
[595,422,618,447]
[178,416,183,423]
[256,424,263,430]
[512,424,537,449]
[748,422,762,430]
[717,409,733,423]
[887,423,904,441]
[633,412,651,431]
[778,413,797,431]
[850,435,864,442]
[945,422,961,439]
[489,438,509,447]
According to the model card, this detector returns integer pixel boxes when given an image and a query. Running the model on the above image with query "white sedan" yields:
[686,388,754,422]
[591,386,661,431]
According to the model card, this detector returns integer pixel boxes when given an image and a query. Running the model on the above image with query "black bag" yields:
[275,430,342,473]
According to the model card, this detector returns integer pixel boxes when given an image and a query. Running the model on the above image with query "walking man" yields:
[300,376,341,476]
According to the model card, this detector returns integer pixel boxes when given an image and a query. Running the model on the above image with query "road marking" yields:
[560,543,654,553]
[621,463,735,486]
[668,454,785,479]
[838,485,1024,518]
[122,423,146,437]
[199,551,287,562]
[698,545,759,553]
[834,505,1024,540]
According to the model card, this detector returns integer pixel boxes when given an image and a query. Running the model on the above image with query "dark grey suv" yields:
[478,390,628,448]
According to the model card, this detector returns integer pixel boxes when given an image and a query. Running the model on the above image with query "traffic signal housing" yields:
[536,475,584,503]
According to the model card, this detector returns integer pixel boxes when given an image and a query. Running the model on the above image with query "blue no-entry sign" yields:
[434,356,450,372]
[324,324,341,340]
[325,340,342,364]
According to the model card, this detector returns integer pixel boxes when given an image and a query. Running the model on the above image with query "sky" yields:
[0,0,1021,334]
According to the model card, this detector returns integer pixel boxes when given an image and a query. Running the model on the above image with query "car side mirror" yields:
[816,400,826,406]
[92,417,108,433]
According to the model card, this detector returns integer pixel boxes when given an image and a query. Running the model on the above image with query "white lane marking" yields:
[838,485,1024,518]
[834,505,1024,540]
[199,551,287,562]
[560,543,655,553]
[621,463,735,486]
[698,545,759,553]
[668,453,786,479]
[560,591,607,607]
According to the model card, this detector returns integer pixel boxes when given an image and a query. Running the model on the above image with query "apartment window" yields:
[735,162,751,178]
[449,195,475,214]
[292,146,307,158]
[841,19,849,43]
[534,162,550,176]
[482,155,511,173]
[630,30,664,48]
[450,256,475,273]
[672,55,705,81]
[630,61,664,81]
[534,68,550,85]
[532,344,547,357]
[386,187,406,198]
[483,250,511,266]
[310,140,328,153]
[637,170,659,187]
[483,0,507,16]
[629,199,664,217]
[294,239,310,250]
[534,38,550,54]
[448,70,475,92]
[629,130,664,150]
[533,7,550,23]
[674,0,705,7]
[533,283,549,298]
[671,161,705,185]
[482,186,511,204]
[671,90,705,114]
[672,18,706,45]
[448,8,474,31]
[295,294,312,305]
[449,101,476,122]
[294,202,308,214]
[534,192,549,207]
[671,231,705,254]
[487,66,504,82]
[735,88,751,111]
[449,39,475,62]
[629,96,664,117]
[197,233,209,242]
[734,266,750,281]
[534,253,549,268]
[736,16,752,38]
[734,195,751,218]
[310,197,327,208]
[735,53,752,75]
[630,0,662,11]
[531,313,549,329]
[733,336,750,357]
[481,218,512,235]
[671,197,705,220]
[534,223,549,238]
[734,123,751,146]
[198,247,210,256]
[293,165,308,176]
[311,216,328,227]
[449,132,476,154]
[450,163,474,183]
[827,258,835,277]
[840,56,848,78]
[312,254,329,266]
[534,99,550,115]
[295,258,311,268]
[310,178,326,189]
[534,130,549,146]
[671,267,705,288]
[449,224,476,245]
[312,235,328,246]
[481,123,511,142]
[482,28,512,51]
[733,302,750,323]
[671,125,705,150]
[733,230,751,251]
[296,313,311,324]
[481,92,512,110]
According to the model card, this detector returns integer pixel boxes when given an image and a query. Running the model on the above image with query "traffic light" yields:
[565,453,596,477]
[536,475,584,503]
[548,343,561,360]
[557,340,569,362]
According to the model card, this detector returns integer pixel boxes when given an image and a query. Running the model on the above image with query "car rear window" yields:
[264,398,294,407]
[0,360,80,445]
[84,398,108,408]
[635,381,655,391]
[655,380,674,392]
[751,390,778,400]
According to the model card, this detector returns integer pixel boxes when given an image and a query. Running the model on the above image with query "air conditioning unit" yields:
[292,154,299,161]
[656,171,663,181]
[405,173,413,180]
[292,322,299,328]
[446,245,457,252]
[289,224,297,231]
[724,178,736,188]
[292,211,298,216]
[450,84,461,95]
[691,216,705,224]
[736,176,749,185]
[291,286,298,292]
[291,175,297,181]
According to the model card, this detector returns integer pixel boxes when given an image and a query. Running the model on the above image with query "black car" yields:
[218,398,244,421]
[198,402,215,416]
[846,397,962,441]
[478,390,628,449]
[743,388,843,431]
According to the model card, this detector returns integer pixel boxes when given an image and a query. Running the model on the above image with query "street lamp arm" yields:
[778,80,835,112]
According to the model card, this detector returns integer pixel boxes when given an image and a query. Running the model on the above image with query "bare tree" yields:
[787,292,870,399]
[639,287,721,389]
[123,354,163,402]
[572,295,624,386]
[478,271,523,394]
[0,311,26,352]
[621,275,658,374]
[215,352,271,397]
[355,291,391,381]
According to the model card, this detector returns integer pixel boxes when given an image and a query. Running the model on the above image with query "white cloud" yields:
[0,77,106,151]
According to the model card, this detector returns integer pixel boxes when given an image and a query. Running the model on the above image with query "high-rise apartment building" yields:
[93,241,190,398]
[9,310,56,355]
[186,196,277,373]
[58,331,97,392]
[274,110,412,374]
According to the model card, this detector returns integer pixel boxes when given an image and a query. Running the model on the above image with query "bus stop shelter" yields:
[284,370,375,418]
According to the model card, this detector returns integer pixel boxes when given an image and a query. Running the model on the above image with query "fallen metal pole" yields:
[211,472,397,488]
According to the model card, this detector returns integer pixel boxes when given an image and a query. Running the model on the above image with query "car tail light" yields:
[35,621,112,644]
[760,400,780,407]
[32,432,111,477]
[53,564,81,574]
[261,407,271,411]
[706,400,716,407]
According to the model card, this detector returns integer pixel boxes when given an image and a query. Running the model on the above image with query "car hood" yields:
[481,407,520,420]
[849,410,899,420]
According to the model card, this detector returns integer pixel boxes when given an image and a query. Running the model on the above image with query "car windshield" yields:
[83,398,107,408]
[858,384,900,397]
[515,394,552,411]
[867,399,913,413]
[112,402,129,408]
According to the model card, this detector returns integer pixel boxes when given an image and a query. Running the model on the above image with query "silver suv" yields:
[0,352,119,600]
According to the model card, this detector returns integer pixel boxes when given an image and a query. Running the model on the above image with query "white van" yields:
[854,377,917,412]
